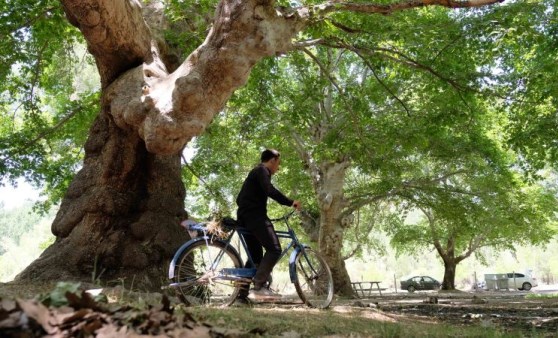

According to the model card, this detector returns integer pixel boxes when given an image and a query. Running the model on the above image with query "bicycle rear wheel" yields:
[293,247,334,308]
[174,239,242,306]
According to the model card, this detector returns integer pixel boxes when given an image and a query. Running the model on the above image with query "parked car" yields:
[400,276,441,293]
[506,272,538,291]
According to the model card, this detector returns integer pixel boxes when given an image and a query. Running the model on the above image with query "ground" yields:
[1,281,557,337]
[367,290,558,334]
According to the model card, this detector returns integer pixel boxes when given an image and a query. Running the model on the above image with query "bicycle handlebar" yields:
[182,209,304,231]
[269,209,298,222]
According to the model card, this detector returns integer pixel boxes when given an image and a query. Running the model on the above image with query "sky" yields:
[0,180,39,210]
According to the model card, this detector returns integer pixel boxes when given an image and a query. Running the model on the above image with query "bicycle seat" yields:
[221,217,239,231]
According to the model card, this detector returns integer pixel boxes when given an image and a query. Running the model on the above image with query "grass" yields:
[525,292,558,299]
[182,303,529,337]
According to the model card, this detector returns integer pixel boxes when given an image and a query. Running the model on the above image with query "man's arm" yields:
[256,166,293,206]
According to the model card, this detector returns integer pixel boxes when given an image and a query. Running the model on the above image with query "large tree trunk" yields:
[428,213,460,291]
[438,237,459,291]
[16,112,188,290]
[316,161,355,296]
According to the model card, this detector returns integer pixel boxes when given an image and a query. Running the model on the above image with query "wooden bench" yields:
[351,281,386,298]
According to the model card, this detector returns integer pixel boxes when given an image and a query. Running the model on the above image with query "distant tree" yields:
[385,169,558,290]
[0,202,46,255]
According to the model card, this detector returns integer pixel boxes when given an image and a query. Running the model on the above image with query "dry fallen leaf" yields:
[0,291,247,337]
[17,299,55,334]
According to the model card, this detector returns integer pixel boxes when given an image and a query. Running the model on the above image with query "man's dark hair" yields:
[261,149,280,162]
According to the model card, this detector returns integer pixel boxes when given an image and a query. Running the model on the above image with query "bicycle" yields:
[165,210,334,308]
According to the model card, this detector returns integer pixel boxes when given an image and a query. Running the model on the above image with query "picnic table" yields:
[351,281,386,298]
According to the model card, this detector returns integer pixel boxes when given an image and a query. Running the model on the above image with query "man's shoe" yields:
[248,288,282,301]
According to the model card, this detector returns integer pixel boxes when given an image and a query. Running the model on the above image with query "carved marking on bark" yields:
[84,9,101,27]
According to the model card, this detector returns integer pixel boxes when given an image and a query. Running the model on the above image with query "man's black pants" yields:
[237,214,282,296]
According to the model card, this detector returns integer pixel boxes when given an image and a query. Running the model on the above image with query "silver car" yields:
[506,273,538,291]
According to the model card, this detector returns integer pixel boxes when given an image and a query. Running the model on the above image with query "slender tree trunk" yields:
[441,257,457,290]
[15,111,188,290]
[316,161,355,296]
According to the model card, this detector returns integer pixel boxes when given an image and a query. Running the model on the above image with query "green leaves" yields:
[40,281,82,307]
[184,0,558,265]
[483,0,558,173]
[0,1,98,209]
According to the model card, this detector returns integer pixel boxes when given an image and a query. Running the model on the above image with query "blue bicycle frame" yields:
[167,211,310,288]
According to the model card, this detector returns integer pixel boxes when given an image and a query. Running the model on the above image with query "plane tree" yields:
[184,102,550,294]
[181,21,536,294]
[0,0,528,289]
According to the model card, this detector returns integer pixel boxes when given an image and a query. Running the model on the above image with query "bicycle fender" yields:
[288,245,311,283]
[168,237,211,279]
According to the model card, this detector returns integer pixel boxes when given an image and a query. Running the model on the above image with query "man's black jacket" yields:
[236,164,293,218]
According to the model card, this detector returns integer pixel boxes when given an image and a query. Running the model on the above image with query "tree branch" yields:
[329,20,368,34]
[342,209,372,260]
[302,48,344,94]
[315,38,481,113]
[345,191,395,216]
[292,38,324,48]
[181,155,230,212]
[456,234,485,261]
[1,6,58,41]
[60,0,154,87]
[22,110,80,149]
[310,0,505,17]
[344,169,470,214]
[350,46,411,116]
[342,243,361,260]
[419,206,445,256]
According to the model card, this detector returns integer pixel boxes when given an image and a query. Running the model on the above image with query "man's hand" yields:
[292,200,301,210]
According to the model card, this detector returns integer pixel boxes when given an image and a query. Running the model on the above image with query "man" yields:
[236,149,301,301]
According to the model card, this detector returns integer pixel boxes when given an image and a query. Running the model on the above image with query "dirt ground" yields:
[1,282,557,336]
[348,289,558,335]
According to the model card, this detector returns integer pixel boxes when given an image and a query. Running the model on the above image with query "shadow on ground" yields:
[341,289,558,335]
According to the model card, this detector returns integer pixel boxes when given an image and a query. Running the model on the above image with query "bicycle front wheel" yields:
[293,247,334,308]
[174,239,242,306]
